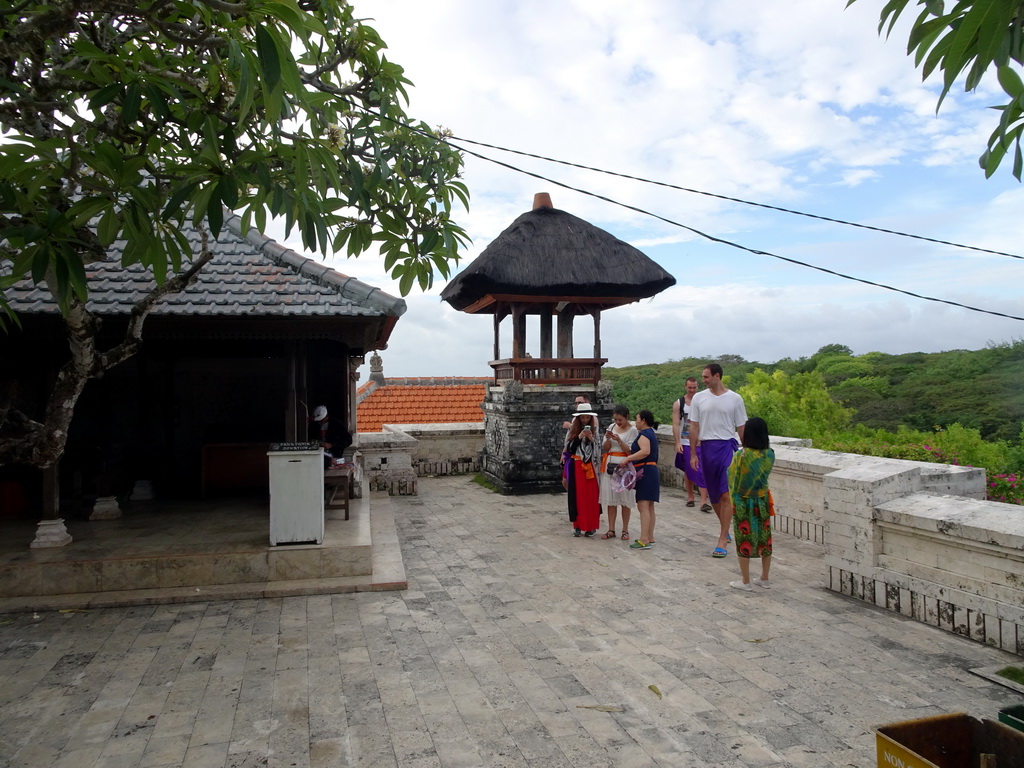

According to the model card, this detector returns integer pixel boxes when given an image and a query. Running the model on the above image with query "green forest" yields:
[603,341,1024,504]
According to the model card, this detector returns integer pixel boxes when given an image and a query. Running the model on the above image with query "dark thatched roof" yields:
[441,205,676,312]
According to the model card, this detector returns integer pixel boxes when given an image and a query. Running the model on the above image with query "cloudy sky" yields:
[293,0,1024,377]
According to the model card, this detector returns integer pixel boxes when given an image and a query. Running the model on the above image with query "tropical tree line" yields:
[603,341,1024,504]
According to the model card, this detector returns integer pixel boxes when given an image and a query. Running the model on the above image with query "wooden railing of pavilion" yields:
[489,358,607,385]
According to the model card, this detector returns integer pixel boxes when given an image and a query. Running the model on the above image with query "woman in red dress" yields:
[562,403,602,537]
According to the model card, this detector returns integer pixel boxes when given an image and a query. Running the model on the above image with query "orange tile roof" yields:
[357,378,489,432]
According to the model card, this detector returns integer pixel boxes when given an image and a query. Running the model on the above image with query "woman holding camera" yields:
[599,405,638,541]
[562,403,602,537]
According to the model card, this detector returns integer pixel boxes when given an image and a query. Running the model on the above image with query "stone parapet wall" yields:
[651,429,1020,654]
[357,424,484,495]
[386,423,483,477]
[357,431,418,496]
[864,493,1024,654]
[808,450,1019,655]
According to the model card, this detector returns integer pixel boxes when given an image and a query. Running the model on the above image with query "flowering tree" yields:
[0,0,469,467]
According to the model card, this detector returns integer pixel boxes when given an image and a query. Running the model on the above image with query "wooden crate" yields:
[876,713,1024,768]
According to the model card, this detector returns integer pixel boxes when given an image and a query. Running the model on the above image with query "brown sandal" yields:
[620,530,630,540]
[600,530,616,539]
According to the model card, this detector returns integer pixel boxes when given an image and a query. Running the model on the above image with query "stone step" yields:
[0,493,405,611]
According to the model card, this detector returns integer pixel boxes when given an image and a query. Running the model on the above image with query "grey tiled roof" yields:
[3,213,405,319]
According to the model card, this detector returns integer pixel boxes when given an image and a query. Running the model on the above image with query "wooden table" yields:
[324,465,354,520]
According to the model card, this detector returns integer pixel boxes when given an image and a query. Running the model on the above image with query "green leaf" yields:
[216,173,238,209]
[255,25,282,91]
[398,267,414,296]
[88,83,122,111]
[207,191,224,237]
[233,49,255,121]
[92,143,124,177]
[97,208,121,246]
[998,65,1024,98]
[62,248,89,301]
[981,139,1007,176]
[162,182,198,221]
[31,246,50,284]
[122,83,142,123]
[420,230,438,254]
[332,227,350,253]
[67,197,110,227]
[144,83,170,120]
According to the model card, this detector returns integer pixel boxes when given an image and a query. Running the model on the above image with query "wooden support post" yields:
[557,307,575,358]
[540,305,553,359]
[512,306,527,358]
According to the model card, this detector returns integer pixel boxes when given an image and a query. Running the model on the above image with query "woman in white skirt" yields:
[599,405,639,540]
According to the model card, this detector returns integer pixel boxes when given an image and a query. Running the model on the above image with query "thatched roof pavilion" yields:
[441,194,675,311]
[441,193,675,384]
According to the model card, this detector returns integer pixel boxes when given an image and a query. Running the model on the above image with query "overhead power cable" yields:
[349,103,1024,322]
[447,143,1024,322]
[445,135,1024,261]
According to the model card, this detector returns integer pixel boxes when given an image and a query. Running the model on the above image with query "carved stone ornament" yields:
[503,379,524,403]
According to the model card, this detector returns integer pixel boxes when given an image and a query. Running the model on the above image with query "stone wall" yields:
[641,428,1023,656]
[390,423,483,477]
[356,431,418,496]
[481,383,609,495]
[356,424,484,495]
[820,460,1021,655]
[870,494,1023,654]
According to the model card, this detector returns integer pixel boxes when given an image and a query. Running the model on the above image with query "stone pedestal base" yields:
[482,383,606,495]
[130,479,155,501]
[30,518,73,548]
[90,496,123,520]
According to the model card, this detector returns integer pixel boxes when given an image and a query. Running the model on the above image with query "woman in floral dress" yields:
[727,417,775,591]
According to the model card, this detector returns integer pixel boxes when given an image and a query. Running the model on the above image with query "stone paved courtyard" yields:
[1,476,1020,767]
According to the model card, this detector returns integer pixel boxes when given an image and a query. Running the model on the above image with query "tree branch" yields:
[100,226,215,369]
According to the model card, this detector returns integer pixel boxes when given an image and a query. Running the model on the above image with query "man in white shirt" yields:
[689,363,747,557]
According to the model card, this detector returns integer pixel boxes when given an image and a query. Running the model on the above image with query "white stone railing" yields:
[356,430,418,496]
[650,426,1022,655]
[356,423,483,495]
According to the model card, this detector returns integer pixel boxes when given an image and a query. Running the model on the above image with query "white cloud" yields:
[317,1,1024,377]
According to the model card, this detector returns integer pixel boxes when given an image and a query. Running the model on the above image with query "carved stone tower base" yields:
[481,382,611,495]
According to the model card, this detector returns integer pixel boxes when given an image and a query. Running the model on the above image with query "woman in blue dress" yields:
[621,409,660,550]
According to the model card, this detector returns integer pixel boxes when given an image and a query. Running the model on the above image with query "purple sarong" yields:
[674,445,706,488]
[700,439,738,504]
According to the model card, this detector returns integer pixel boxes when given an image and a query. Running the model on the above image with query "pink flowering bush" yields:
[988,473,1024,505]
